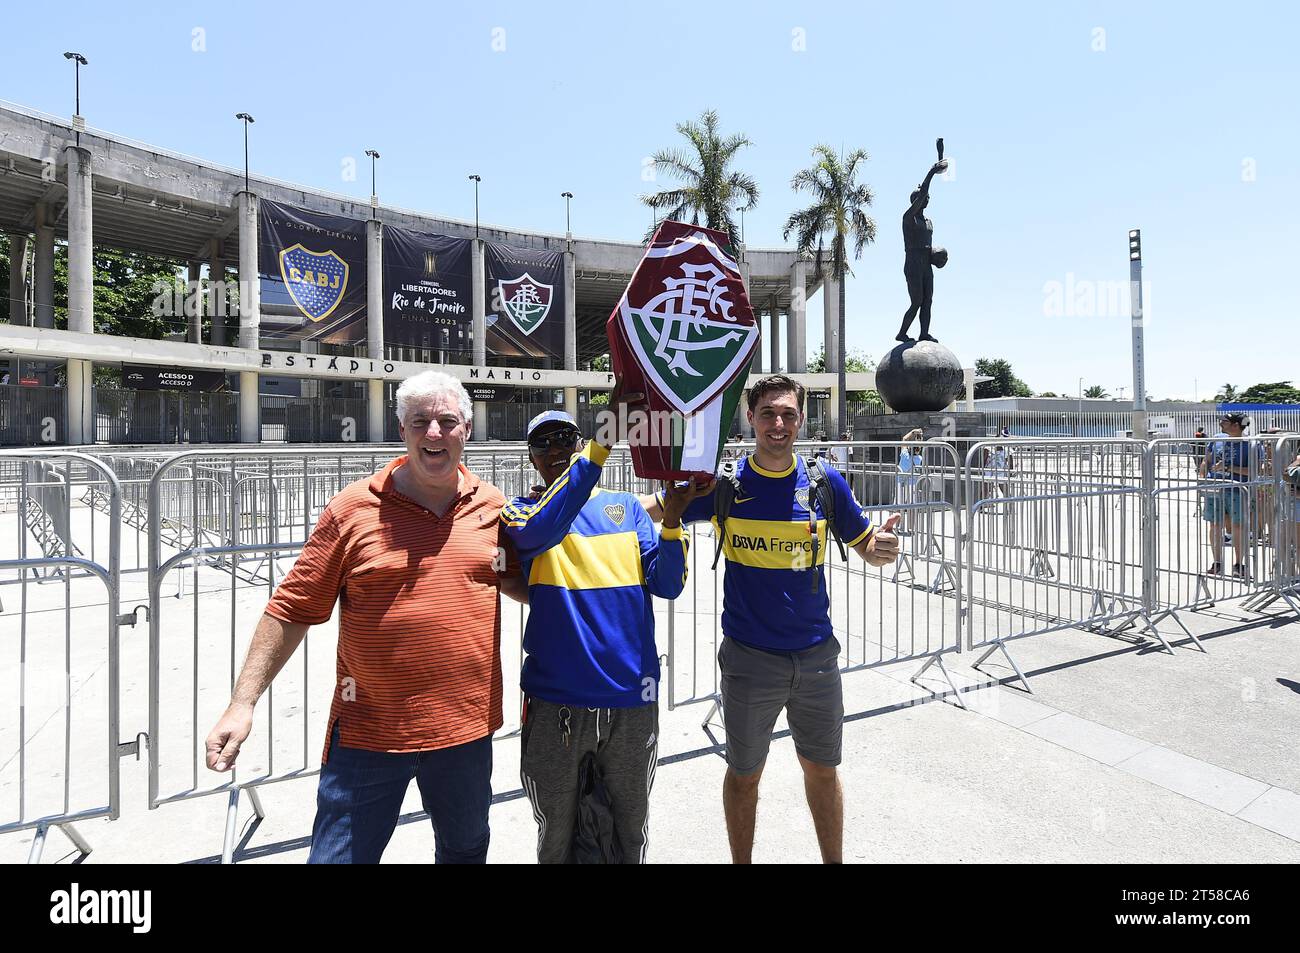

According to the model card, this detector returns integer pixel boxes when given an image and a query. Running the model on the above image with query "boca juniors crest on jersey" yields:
[279,243,350,321]
[608,220,759,480]
[496,272,554,336]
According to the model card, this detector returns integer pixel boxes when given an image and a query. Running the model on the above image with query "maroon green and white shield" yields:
[607,221,758,478]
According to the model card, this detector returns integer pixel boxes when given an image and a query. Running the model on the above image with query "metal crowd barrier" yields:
[663,440,967,726]
[0,450,127,862]
[4,433,1298,862]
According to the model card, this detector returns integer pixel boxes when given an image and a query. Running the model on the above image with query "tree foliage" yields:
[974,358,1033,399]
[639,109,758,246]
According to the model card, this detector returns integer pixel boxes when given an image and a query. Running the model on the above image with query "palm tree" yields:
[784,145,877,435]
[1083,385,1110,399]
[639,110,758,246]
[1215,383,1238,402]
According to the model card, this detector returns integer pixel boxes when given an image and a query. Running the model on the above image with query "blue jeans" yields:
[307,722,493,864]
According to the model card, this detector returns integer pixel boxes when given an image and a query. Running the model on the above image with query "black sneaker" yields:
[1232,563,1248,579]
[1206,562,1222,575]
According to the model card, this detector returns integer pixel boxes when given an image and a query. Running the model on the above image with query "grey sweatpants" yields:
[519,697,659,864]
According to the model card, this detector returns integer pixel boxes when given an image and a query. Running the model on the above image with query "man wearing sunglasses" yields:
[501,405,706,862]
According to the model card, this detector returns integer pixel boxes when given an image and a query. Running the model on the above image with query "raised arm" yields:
[907,161,947,215]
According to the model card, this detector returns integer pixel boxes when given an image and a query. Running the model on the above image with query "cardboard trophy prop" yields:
[606,220,759,480]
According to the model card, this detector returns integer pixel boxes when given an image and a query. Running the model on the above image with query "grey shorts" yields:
[718,635,844,775]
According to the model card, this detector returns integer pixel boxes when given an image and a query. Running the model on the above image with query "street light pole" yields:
[1128,228,1147,438]
[235,113,255,192]
[468,174,481,238]
[63,52,88,145]
[561,191,573,241]
[365,149,380,208]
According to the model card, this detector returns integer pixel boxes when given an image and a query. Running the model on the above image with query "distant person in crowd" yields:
[1286,448,1300,579]
[1199,412,1258,578]
[205,370,528,864]
[999,425,1010,439]
[642,375,901,864]
[501,403,706,864]
[985,444,1014,500]
[896,429,925,532]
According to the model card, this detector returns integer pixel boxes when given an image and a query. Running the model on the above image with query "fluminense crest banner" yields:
[383,227,473,351]
[607,220,758,480]
[258,200,368,344]
[484,241,565,361]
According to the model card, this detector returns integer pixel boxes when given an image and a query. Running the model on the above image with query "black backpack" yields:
[711,455,848,592]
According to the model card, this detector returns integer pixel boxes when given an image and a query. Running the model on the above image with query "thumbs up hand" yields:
[865,512,902,566]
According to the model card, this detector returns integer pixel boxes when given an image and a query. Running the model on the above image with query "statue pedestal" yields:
[852,410,992,507]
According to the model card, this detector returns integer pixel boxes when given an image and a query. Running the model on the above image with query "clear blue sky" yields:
[5,1,1297,399]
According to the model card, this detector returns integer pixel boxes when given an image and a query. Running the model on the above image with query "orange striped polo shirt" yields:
[264,456,518,761]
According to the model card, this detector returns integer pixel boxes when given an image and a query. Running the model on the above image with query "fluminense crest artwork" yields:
[608,220,758,479]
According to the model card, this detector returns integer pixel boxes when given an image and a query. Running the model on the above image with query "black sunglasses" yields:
[528,429,580,452]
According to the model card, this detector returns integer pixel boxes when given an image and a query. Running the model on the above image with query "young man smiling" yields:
[644,374,901,863]
[502,402,706,863]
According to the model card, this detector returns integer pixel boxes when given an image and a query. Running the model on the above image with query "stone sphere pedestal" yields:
[875,340,965,412]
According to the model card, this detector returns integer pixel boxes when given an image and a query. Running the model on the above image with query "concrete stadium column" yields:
[187,260,203,343]
[64,146,93,334]
[366,219,383,361]
[822,275,840,435]
[964,366,975,411]
[366,219,385,442]
[209,247,226,346]
[368,378,385,443]
[6,233,28,325]
[237,191,261,443]
[769,294,780,372]
[788,259,807,372]
[34,205,56,329]
[741,260,762,373]
[564,247,577,421]
[471,238,487,440]
[66,358,94,445]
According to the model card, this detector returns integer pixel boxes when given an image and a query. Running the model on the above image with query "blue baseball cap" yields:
[527,410,578,439]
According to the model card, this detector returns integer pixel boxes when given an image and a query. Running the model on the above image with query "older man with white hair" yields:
[205,370,527,863]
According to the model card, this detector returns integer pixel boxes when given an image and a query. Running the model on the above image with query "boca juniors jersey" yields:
[674,454,873,651]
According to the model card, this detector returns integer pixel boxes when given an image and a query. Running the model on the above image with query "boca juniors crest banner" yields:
[383,228,473,351]
[483,241,565,361]
[607,220,759,480]
[258,200,367,344]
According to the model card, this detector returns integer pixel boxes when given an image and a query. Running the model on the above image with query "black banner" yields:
[484,241,565,362]
[382,228,473,351]
[465,385,514,402]
[258,200,368,344]
[123,365,228,391]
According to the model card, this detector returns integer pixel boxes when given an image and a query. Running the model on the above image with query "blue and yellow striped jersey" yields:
[676,454,872,651]
[501,442,688,707]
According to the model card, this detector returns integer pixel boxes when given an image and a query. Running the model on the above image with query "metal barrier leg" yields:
[58,822,93,859]
[700,697,725,749]
[221,788,242,865]
[26,825,48,864]
[972,640,1034,694]
[910,654,968,710]
[25,821,92,864]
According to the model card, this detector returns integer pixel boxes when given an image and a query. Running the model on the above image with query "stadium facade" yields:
[0,100,973,446]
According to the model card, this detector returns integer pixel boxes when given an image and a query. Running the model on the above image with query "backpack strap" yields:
[807,457,849,563]
[711,459,741,570]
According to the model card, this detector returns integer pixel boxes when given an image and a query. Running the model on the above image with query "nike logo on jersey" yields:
[733,495,756,504]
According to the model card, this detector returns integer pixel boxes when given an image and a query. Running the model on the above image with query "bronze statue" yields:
[897,138,949,343]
